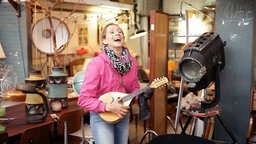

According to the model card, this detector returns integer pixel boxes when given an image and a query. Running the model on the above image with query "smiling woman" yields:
[77,23,140,144]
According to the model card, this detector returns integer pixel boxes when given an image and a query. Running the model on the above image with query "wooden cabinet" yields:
[247,86,256,143]
[251,87,256,111]
[149,10,169,135]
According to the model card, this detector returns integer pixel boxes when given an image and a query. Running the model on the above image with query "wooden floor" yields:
[129,119,146,144]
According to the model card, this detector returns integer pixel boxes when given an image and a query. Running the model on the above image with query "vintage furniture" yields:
[0,131,8,144]
[149,10,169,135]
[55,108,93,144]
[69,122,94,144]
[19,121,53,144]
[2,98,86,141]
[140,130,158,144]
[130,102,139,130]
[69,58,85,76]
[247,86,256,143]
[3,103,53,138]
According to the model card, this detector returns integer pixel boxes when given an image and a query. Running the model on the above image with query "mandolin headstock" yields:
[150,76,169,89]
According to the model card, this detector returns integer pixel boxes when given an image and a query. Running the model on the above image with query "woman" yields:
[78,23,140,144]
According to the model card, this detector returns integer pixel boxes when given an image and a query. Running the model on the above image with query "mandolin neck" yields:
[121,85,151,103]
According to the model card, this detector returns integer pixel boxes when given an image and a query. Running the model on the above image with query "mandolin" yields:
[98,76,169,123]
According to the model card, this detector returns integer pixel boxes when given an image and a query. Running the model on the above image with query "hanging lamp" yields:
[204,0,216,11]
[130,24,147,39]
[179,1,213,21]
[129,3,147,39]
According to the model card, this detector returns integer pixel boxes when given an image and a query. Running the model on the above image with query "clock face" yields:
[31,17,70,55]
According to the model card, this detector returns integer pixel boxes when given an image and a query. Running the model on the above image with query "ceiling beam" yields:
[30,0,132,15]
[62,0,132,10]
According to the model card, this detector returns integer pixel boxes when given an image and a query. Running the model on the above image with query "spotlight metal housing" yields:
[178,32,225,91]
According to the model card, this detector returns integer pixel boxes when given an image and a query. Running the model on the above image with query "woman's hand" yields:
[105,98,130,118]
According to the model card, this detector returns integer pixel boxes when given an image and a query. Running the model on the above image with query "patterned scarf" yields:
[104,47,132,75]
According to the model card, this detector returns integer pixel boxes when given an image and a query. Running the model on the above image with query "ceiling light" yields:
[204,0,216,11]
[129,3,147,39]
[130,25,147,39]
[178,12,185,21]
[179,1,213,21]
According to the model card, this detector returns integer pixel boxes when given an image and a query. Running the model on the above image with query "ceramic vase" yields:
[48,67,68,111]
[24,69,46,115]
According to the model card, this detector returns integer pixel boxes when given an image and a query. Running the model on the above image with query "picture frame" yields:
[77,23,88,45]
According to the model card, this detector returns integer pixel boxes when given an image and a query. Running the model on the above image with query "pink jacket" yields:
[78,51,140,113]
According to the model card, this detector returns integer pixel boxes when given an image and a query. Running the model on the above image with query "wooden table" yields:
[1,98,84,138]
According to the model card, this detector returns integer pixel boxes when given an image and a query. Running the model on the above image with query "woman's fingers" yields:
[111,98,130,117]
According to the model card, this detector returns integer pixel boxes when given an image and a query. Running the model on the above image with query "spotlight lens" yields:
[180,59,202,81]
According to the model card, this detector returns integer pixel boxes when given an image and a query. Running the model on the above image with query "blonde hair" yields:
[100,23,125,47]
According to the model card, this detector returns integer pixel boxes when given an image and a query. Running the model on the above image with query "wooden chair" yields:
[130,102,139,129]
[69,123,94,144]
[0,131,8,144]
[20,121,54,144]
[140,130,158,144]
[56,108,93,144]
[69,58,85,76]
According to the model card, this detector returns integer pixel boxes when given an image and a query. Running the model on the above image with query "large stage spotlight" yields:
[140,31,238,144]
[174,32,226,133]
[178,32,225,92]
